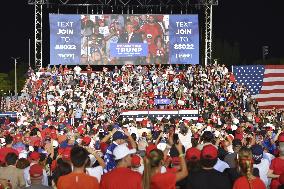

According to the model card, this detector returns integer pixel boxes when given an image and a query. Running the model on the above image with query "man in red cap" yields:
[131,154,143,174]
[185,147,201,162]
[24,151,48,187]
[185,144,231,189]
[26,164,51,188]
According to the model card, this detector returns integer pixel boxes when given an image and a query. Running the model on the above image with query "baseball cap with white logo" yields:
[113,144,136,160]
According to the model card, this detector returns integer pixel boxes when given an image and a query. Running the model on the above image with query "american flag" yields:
[232,65,284,110]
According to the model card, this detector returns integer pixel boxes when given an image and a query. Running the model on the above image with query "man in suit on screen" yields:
[118,22,143,43]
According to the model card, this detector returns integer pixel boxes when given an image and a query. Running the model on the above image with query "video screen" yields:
[50,14,199,65]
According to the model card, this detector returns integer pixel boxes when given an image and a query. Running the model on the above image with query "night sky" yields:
[1,0,283,72]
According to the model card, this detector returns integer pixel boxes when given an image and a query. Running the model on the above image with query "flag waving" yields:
[232,65,284,110]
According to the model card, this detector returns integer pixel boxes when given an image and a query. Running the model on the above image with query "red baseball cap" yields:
[29,164,43,178]
[278,133,284,142]
[82,136,91,145]
[186,147,201,161]
[131,154,141,167]
[201,145,218,160]
[146,144,157,157]
[30,152,40,161]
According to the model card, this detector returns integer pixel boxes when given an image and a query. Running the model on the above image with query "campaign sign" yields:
[169,15,199,64]
[110,43,148,57]
[154,98,171,105]
[50,14,81,65]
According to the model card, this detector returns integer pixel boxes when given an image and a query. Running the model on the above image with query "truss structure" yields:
[203,0,216,67]
[28,0,218,68]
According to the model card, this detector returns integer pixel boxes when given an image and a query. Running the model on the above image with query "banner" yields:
[120,109,199,121]
[50,14,81,65]
[110,43,148,57]
[50,14,199,65]
[154,98,171,105]
[169,15,199,64]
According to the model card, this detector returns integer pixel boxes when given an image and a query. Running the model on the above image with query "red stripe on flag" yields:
[256,97,284,102]
[264,73,284,78]
[259,89,284,94]
[258,105,284,109]
[262,81,284,86]
[265,65,284,69]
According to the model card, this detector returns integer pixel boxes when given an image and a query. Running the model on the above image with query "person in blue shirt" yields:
[103,131,128,173]
[262,129,276,155]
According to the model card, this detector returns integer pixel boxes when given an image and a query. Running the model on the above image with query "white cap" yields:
[113,144,136,160]
[157,142,167,151]
[29,146,34,152]
[196,123,203,130]
[19,150,28,159]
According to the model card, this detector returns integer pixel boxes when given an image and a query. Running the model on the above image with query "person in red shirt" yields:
[233,147,266,189]
[0,135,19,164]
[142,142,188,189]
[100,144,142,189]
[57,146,99,189]
[138,15,163,56]
[268,134,284,189]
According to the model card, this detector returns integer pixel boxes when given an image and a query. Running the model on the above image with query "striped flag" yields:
[120,109,199,121]
[232,65,284,109]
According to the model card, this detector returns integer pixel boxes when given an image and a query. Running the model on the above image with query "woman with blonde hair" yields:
[142,142,188,189]
[233,147,266,189]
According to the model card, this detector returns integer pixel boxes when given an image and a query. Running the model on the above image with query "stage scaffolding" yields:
[28,0,218,69]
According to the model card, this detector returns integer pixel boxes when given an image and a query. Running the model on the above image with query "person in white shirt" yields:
[251,144,270,187]
[214,158,230,172]
[178,126,192,150]
[24,152,48,187]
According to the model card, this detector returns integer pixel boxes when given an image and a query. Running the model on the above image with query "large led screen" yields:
[50,14,199,65]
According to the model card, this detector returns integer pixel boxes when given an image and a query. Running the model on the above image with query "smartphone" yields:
[173,133,179,144]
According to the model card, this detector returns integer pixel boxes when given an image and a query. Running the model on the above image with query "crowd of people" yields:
[0,63,284,189]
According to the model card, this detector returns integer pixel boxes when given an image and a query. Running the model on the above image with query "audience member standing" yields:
[142,142,188,189]
[26,164,52,189]
[100,144,142,189]
[0,153,25,189]
[57,146,99,189]
[185,144,231,189]
[233,147,266,189]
